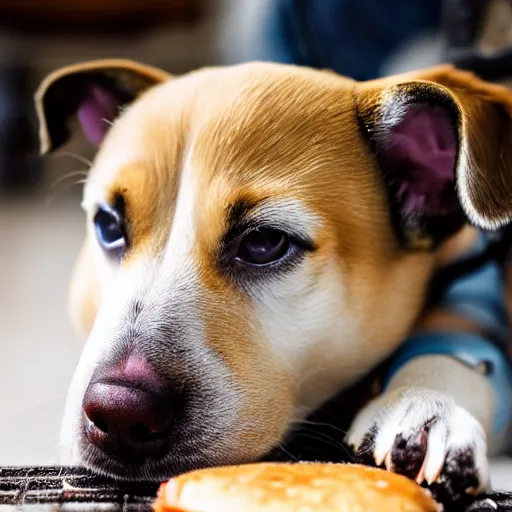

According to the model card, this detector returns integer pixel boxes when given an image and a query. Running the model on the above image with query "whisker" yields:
[290,419,349,437]
[277,444,299,462]
[290,430,355,460]
[46,179,87,206]
[50,151,93,168]
[51,170,89,190]
[288,421,356,459]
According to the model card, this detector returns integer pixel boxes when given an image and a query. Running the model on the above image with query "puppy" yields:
[35,60,512,498]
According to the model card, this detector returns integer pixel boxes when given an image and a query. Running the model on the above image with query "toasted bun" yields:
[153,462,439,512]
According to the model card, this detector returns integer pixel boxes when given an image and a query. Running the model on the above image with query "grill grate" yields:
[0,467,158,510]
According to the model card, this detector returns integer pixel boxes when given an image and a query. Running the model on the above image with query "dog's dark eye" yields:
[94,206,126,257]
[236,228,290,265]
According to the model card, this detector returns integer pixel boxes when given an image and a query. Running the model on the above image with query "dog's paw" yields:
[346,387,489,503]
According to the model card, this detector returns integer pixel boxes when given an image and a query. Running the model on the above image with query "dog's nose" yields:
[82,356,172,464]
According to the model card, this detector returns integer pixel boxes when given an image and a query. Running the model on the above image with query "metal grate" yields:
[467,494,512,512]
[0,467,158,510]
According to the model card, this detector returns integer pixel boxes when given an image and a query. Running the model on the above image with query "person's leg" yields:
[261,0,443,81]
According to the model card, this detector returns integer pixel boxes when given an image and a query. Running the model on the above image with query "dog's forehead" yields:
[94,62,356,176]
[85,63,365,253]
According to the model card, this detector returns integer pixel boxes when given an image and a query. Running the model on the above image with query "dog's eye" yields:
[94,206,126,257]
[236,228,290,265]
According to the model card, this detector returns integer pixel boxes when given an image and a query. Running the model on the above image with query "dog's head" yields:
[36,60,512,479]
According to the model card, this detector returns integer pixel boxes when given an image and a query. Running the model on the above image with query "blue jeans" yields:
[261,0,442,81]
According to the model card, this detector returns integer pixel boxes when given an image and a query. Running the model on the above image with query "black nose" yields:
[83,381,172,464]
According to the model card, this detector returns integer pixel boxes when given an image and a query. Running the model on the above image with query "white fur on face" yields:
[239,200,381,418]
[60,258,155,464]
[60,153,241,468]
[252,255,389,420]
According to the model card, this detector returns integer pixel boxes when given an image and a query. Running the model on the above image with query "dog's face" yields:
[36,61,512,480]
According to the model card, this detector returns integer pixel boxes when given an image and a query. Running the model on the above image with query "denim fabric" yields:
[261,0,442,80]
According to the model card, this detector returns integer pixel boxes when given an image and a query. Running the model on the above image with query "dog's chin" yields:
[79,441,233,482]
[83,449,201,481]
[76,429,273,482]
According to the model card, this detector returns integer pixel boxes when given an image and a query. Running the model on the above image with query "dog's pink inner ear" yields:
[76,84,119,146]
[385,104,458,216]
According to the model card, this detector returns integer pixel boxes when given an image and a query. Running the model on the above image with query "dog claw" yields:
[384,450,393,471]
[415,461,426,484]
[373,451,385,467]
[347,390,488,503]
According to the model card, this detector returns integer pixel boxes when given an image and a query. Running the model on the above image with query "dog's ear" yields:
[356,65,512,243]
[34,59,171,154]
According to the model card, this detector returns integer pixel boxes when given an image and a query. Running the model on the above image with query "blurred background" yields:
[0,0,511,489]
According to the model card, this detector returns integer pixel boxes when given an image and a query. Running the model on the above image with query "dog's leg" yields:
[347,354,491,498]
[346,309,512,502]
